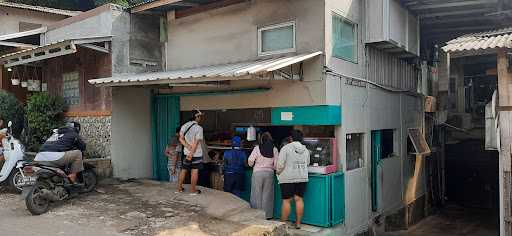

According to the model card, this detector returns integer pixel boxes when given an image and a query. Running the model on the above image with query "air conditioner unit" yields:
[366,0,419,57]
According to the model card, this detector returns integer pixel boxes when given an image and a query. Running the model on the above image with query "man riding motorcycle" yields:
[33,122,85,184]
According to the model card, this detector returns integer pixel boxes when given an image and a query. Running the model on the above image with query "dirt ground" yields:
[0,180,264,236]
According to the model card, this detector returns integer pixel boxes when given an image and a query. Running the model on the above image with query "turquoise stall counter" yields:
[273,172,345,227]
[240,170,345,228]
[271,105,341,126]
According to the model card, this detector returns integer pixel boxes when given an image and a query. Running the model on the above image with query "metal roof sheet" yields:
[0,36,112,67]
[0,27,47,41]
[89,51,323,86]
[0,1,81,17]
[0,36,112,59]
[443,28,512,53]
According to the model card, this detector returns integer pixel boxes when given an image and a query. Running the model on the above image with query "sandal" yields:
[175,187,185,193]
[190,189,202,195]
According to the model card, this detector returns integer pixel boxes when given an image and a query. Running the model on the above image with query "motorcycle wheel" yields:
[7,169,23,194]
[25,182,50,215]
[81,170,97,193]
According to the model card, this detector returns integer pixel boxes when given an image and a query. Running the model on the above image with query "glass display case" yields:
[303,137,338,174]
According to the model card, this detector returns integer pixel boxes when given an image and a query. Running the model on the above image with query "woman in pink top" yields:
[248,132,278,219]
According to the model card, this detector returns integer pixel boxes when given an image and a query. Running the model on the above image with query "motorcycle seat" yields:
[33,162,67,173]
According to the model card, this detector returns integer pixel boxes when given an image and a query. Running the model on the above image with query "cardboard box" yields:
[425,96,437,112]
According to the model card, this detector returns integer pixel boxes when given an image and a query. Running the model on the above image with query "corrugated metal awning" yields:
[89,51,323,87]
[0,1,81,16]
[443,28,512,54]
[0,36,112,67]
[0,27,47,41]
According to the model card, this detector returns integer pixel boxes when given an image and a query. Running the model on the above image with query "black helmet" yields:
[67,122,81,133]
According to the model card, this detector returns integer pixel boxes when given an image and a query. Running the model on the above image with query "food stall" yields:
[179,106,345,227]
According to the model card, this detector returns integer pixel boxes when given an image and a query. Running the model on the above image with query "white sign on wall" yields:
[281,112,294,121]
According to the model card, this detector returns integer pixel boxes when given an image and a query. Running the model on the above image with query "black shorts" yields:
[280,182,307,199]
[182,160,203,171]
[181,154,203,170]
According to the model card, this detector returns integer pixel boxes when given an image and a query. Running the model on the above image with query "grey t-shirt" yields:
[180,121,204,157]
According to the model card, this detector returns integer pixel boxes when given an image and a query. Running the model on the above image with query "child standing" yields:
[223,136,247,198]
[165,128,182,183]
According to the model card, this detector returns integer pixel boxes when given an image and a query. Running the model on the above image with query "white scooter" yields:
[0,121,25,193]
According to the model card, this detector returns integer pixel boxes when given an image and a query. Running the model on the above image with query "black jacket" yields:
[39,127,86,153]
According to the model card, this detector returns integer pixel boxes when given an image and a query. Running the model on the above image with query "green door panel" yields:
[152,95,180,181]
[371,130,382,212]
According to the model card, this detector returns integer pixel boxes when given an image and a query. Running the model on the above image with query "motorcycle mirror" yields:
[8,121,12,128]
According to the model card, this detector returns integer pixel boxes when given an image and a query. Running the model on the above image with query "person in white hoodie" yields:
[276,130,310,229]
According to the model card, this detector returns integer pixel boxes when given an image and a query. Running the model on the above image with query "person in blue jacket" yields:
[223,136,247,198]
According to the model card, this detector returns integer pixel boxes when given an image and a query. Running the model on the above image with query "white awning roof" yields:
[89,51,323,87]
[0,36,112,67]
[0,1,81,16]
[0,27,46,41]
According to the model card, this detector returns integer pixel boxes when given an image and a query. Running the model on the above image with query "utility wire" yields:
[425,113,469,133]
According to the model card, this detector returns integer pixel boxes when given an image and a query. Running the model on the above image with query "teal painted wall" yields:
[271,105,341,126]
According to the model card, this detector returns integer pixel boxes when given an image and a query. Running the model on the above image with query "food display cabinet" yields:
[303,137,338,174]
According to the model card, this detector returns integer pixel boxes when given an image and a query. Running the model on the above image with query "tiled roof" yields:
[0,1,81,16]
[443,28,512,53]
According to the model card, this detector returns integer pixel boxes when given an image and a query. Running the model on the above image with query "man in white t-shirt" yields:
[177,110,204,195]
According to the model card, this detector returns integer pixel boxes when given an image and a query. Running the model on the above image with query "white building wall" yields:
[0,6,66,36]
[111,87,153,179]
[338,75,423,235]
[324,0,424,233]
[325,0,364,80]
[166,0,325,70]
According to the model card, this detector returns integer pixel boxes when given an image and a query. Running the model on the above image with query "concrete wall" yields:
[0,6,66,36]
[338,74,424,234]
[166,0,325,70]
[111,10,163,75]
[177,57,326,110]
[44,8,114,43]
[111,87,153,179]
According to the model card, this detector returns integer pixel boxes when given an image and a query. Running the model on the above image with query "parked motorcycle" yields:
[0,121,25,193]
[19,153,97,215]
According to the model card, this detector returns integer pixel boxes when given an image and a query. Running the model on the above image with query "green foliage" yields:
[0,90,24,137]
[94,0,130,7]
[25,92,66,151]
